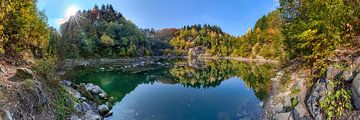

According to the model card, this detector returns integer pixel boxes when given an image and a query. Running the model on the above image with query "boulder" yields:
[82,102,93,112]
[98,104,110,115]
[306,78,328,120]
[85,83,108,99]
[78,83,94,101]
[90,85,103,94]
[9,68,34,82]
[352,73,360,109]
[98,92,108,99]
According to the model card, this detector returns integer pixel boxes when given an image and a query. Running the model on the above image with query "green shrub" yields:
[320,80,352,119]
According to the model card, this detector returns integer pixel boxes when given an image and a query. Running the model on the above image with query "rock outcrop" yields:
[63,81,112,119]
[8,68,34,82]
[352,73,360,109]
[306,78,328,120]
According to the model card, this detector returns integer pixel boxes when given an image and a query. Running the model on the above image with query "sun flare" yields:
[65,5,79,18]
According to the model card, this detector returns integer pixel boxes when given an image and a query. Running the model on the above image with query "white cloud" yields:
[56,18,66,26]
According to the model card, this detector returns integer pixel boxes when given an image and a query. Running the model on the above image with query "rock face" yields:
[306,78,328,120]
[9,68,34,82]
[352,73,360,109]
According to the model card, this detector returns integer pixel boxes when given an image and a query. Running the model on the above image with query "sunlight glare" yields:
[65,5,79,18]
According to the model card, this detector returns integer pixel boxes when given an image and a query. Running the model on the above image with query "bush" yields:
[320,80,352,119]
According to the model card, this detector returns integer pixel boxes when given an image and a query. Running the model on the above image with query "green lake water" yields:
[75,59,276,120]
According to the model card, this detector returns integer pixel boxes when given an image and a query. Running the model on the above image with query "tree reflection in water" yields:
[75,59,276,102]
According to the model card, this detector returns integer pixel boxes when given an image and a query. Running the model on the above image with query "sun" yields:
[65,5,79,18]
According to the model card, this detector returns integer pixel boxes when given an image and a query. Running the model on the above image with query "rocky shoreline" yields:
[264,51,360,120]
[60,80,112,120]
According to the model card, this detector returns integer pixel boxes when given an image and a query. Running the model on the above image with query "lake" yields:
[75,59,276,120]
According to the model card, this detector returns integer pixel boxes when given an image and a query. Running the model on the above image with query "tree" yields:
[0,0,50,63]
[280,0,358,67]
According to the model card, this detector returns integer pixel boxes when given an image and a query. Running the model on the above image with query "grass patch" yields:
[52,85,74,120]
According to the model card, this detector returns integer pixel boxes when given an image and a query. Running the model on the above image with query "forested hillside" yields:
[57,5,287,61]
[59,5,153,59]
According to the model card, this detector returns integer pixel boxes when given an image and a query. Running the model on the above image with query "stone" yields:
[326,65,341,81]
[275,112,293,120]
[352,73,360,109]
[292,104,310,120]
[78,83,94,100]
[85,83,95,91]
[74,103,83,112]
[98,104,110,115]
[274,103,284,113]
[82,102,93,112]
[60,80,72,86]
[83,110,101,120]
[104,110,113,117]
[69,115,81,120]
[0,109,13,120]
[74,92,81,99]
[306,78,327,120]
[99,92,108,99]
[9,68,34,82]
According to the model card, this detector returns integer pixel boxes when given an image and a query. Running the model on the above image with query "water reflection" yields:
[74,59,276,120]
[75,59,276,101]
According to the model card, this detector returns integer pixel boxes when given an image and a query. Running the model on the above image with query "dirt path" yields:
[0,61,56,120]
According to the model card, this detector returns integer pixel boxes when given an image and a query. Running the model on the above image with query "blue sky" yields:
[37,0,279,36]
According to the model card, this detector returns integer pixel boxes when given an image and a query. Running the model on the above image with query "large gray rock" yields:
[85,83,108,99]
[78,83,95,101]
[306,78,328,120]
[352,73,360,109]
